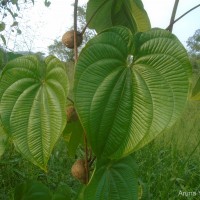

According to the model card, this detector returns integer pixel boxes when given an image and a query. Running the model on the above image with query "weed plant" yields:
[0,139,81,199]
[136,100,200,199]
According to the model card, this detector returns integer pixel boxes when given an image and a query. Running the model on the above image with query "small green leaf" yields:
[63,120,84,157]
[14,13,18,18]
[11,21,18,27]
[11,0,18,4]
[84,155,138,200]
[67,123,83,157]
[0,34,6,45]
[0,55,68,170]
[44,0,51,7]
[0,22,6,32]
[191,76,200,100]
[17,29,22,34]
[14,181,52,200]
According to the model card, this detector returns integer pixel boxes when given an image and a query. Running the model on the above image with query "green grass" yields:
[0,139,81,200]
[0,101,200,200]
[135,100,200,199]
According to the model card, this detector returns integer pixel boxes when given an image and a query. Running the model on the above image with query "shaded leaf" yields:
[84,155,138,200]
[86,0,150,33]
[0,55,68,170]
[14,181,52,200]
[74,26,191,159]
[63,119,84,157]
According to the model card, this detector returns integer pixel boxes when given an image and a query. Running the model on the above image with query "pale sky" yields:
[2,0,200,54]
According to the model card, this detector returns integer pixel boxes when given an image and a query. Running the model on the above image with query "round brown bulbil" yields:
[71,159,86,183]
[62,30,83,49]
[66,106,78,122]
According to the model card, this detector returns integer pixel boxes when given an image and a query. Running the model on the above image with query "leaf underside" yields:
[0,55,68,170]
[74,26,191,159]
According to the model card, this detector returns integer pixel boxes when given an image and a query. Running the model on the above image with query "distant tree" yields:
[187,29,200,58]
[48,40,74,62]
[0,0,51,45]
[187,29,200,73]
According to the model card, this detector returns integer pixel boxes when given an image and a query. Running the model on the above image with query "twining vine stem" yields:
[74,0,78,62]
[81,0,107,35]
[73,0,89,184]
[166,3,200,31]
[168,0,179,32]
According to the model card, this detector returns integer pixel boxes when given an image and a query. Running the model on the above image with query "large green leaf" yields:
[86,0,150,34]
[74,26,191,159]
[0,55,68,170]
[191,76,200,100]
[83,155,138,200]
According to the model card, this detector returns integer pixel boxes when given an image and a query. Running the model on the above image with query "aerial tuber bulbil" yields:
[71,159,87,184]
[62,30,83,49]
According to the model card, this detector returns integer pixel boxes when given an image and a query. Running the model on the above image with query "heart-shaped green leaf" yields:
[86,0,150,33]
[74,26,191,159]
[0,55,68,170]
[84,155,138,200]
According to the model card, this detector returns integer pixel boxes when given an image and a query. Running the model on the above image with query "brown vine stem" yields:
[74,0,78,62]
[81,0,107,35]
[166,3,200,31]
[84,131,89,184]
[168,0,179,32]
[73,0,89,184]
